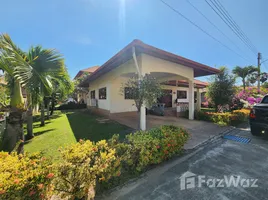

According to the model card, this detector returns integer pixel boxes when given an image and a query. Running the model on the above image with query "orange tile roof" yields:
[81,66,100,73]
[80,39,219,87]
[74,66,99,79]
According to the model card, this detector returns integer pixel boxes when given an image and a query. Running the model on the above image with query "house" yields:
[74,66,99,103]
[79,40,219,130]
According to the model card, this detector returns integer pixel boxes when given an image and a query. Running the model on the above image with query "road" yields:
[101,126,268,200]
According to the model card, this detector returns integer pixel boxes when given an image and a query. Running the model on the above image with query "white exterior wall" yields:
[87,53,205,114]
[88,73,111,111]
[141,54,193,79]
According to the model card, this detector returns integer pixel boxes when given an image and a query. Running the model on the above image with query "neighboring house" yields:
[79,40,219,129]
[74,66,99,103]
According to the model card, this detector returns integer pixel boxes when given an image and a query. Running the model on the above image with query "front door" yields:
[158,90,172,107]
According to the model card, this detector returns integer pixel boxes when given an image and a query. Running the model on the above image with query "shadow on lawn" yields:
[33,114,62,123]
[33,121,51,129]
[66,112,132,142]
[24,129,56,143]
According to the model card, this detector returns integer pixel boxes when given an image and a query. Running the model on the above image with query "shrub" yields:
[0,152,54,200]
[54,139,120,200]
[57,102,87,110]
[121,125,189,172]
[197,109,249,126]
[0,126,190,199]
[195,110,211,121]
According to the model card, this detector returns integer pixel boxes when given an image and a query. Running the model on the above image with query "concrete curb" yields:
[185,126,235,153]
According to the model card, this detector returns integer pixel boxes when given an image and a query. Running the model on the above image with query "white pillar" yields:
[188,80,194,120]
[196,88,201,111]
[140,105,146,130]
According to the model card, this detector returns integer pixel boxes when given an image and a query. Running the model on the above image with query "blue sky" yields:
[1,0,267,82]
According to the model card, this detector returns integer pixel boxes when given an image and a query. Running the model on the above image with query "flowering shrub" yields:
[235,87,267,107]
[0,126,189,199]
[0,152,54,200]
[195,109,249,126]
[55,139,120,200]
[124,125,189,172]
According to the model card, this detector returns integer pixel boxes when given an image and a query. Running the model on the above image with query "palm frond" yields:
[0,33,32,86]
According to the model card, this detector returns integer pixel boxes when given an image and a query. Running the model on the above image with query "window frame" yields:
[99,87,107,100]
[177,90,187,99]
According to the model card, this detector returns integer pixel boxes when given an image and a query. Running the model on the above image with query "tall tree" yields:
[0,34,32,153]
[25,46,66,137]
[232,66,258,90]
[207,67,236,112]
[0,34,68,151]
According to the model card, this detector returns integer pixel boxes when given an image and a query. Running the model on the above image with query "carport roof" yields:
[79,39,220,87]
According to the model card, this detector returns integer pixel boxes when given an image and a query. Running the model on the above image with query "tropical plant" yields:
[120,74,163,112]
[0,34,71,152]
[0,34,31,153]
[207,67,236,112]
[232,66,258,90]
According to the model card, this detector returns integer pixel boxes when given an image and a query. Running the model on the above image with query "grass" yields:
[24,111,130,160]
[201,107,215,112]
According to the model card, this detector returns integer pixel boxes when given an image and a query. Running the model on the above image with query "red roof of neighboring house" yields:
[74,66,99,79]
[80,39,220,87]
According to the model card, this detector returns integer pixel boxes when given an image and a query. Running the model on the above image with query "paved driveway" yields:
[99,126,268,200]
[110,113,231,149]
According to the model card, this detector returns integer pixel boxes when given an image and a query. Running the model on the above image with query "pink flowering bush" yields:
[235,87,268,107]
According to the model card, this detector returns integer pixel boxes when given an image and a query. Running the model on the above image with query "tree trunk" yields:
[46,99,50,120]
[2,108,24,153]
[2,80,25,153]
[40,100,45,126]
[50,98,55,116]
[242,78,246,90]
[26,106,34,140]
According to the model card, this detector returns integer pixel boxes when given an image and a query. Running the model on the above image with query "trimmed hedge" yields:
[57,102,87,110]
[195,109,250,126]
[0,125,189,200]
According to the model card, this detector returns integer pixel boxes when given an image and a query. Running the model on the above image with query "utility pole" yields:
[257,52,261,92]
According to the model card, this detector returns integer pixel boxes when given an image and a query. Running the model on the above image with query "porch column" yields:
[140,105,146,130]
[196,88,201,111]
[188,79,194,120]
[132,46,146,130]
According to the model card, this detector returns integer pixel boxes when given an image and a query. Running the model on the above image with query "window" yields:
[262,96,268,104]
[99,87,107,99]
[177,90,187,99]
[124,87,135,99]
[90,90,95,99]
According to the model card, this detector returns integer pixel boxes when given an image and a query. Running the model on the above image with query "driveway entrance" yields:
[110,113,231,149]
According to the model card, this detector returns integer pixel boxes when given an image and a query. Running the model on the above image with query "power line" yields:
[159,0,251,62]
[185,0,252,61]
[213,0,258,54]
[205,0,258,55]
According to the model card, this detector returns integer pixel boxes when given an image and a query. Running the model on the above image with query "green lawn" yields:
[24,111,130,160]
[201,107,215,112]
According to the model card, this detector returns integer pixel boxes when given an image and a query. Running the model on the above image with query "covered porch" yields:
[110,112,230,149]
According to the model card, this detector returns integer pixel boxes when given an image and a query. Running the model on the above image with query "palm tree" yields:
[232,66,258,90]
[25,46,66,137]
[0,34,66,152]
[0,34,31,153]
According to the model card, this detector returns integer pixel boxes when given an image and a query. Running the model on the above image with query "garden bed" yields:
[195,109,250,126]
[1,125,189,200]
